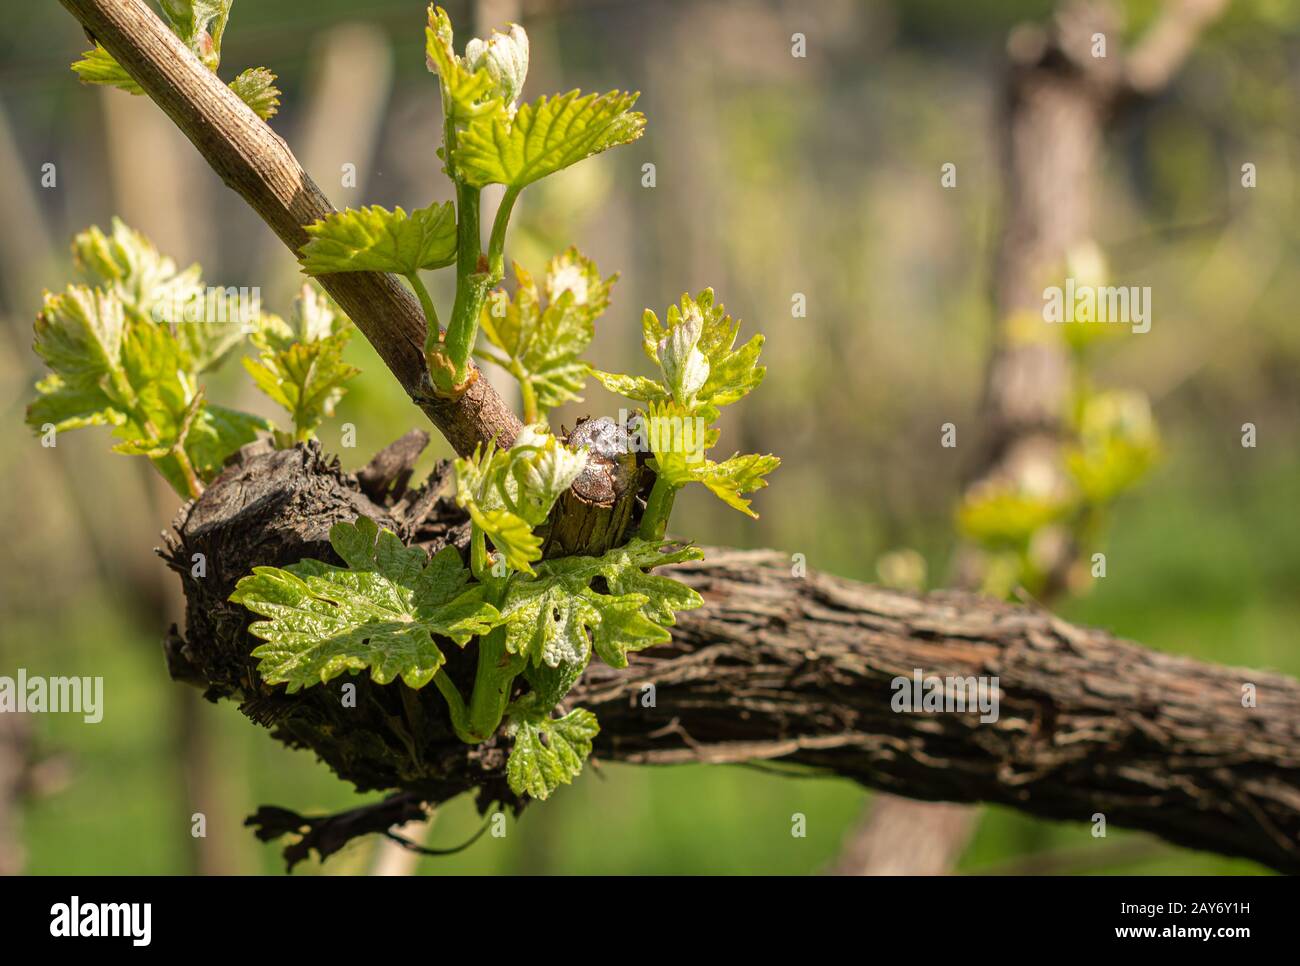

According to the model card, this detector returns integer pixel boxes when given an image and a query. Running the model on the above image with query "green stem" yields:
[470,523,488,582]
[639,475,678,540]
[466,626,522,741]
[407,272,441,355]
[433,671,477,744]
[513,361,539,424]
[487,185,520,283]
[438,183,489,390]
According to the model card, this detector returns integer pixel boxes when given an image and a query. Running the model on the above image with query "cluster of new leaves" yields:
[26,220,269,497]
[26,220,360,497]
[597,290,780,527]
[231,517,499,691]
[956,245,1160,597]
[232,428,704,800]
[72,0,281,120]
[244,284,359,445]
[454,424,588,574]
[477,249,615,422]
[299,5,644,395]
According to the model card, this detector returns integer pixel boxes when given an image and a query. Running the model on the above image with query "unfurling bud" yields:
[465,24,530,110]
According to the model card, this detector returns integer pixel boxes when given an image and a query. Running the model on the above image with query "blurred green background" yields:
[0,0,1297,874]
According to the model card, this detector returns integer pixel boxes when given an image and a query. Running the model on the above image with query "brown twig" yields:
[58,0,521,457]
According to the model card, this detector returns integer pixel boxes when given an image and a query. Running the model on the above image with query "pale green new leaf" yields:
[27,285,263,492]
[245,285,358,441]
[455,427,587,574]
[479,250,616,414]
[72,219,202,326]
[231,517,500,692]
[74,2,232,94]
[453,90,645,189]
[71,218,248,374]
[71,45,143,95]
[641,289,766,416]
[497,538,703,668]
[466,505,542,574]
[590,370,668,403]
[505,704,598,800]
[230,67,281,120]
[646,401,779,518]
[300,203,458,277]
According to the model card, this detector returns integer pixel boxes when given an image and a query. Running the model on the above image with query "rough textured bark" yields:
[58,0,522,457]
[161,442,1300,874]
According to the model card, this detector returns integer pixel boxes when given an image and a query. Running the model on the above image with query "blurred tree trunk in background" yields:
[838,0,1228,876]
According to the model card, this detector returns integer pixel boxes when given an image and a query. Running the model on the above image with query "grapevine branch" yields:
[58,0,521,457]
[162,443,1300,874]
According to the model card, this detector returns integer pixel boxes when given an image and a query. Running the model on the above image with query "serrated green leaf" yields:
[590,370,669,403]
[30,285,124,386]
[71,218,198,318]
[641,289,766,415]
[505,705,598,801]
[246,285,358,442]
[71,218,249,374]
[71,45,143,95]
[230,67,280,120]
[27,283,263,493]
[479,250,616,415]
[300,203,458,277]
[466,505,542,574]
[231,517,500,692]
[496,538,702,668]
[26,374,122,433]
[645,400,779,518]
[453,90,645,190]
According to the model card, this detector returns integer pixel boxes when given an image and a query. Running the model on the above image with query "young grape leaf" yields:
[590,370,668,404]
[230,67,281,120]
[74,2,235,93]
[505,703,598,801]
[72,219,202,325]
[231,517,500,692]
[453,90,645,190]
[496,538,703,668]
[72,218,249,374]
[641,289,766,417]
[454,426,587,574]
[644,401,779,518]
[1065,390,1160,505]
[244,285,358,443]
[300,203,458,277]
[71,45,143,95]
[27,285,264,493]
[478,250,616,415]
